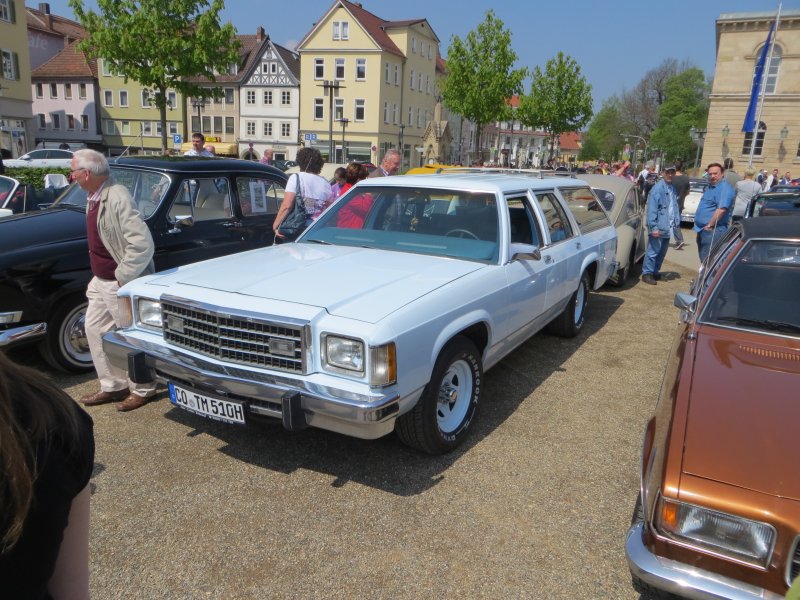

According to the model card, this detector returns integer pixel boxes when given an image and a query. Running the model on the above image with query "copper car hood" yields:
[682,327,800,501]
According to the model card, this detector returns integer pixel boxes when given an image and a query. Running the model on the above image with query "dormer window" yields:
[332,20,349,40]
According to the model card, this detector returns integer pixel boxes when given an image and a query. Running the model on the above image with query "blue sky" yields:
[33,0,797,108]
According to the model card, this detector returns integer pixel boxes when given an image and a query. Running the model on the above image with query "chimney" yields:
[39,3,53,29]
[256,26,265,42]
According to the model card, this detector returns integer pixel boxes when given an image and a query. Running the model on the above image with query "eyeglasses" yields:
[70,168,85,175]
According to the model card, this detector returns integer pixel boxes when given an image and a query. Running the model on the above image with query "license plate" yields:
[168,382,246,425]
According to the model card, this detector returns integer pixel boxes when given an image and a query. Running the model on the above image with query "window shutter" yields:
[9,0,16,23]
[12,51,19,80]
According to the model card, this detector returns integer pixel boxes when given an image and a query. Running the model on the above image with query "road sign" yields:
[305,133,318,141]
[173,134,182,145]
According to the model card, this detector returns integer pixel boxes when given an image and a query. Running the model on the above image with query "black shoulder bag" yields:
[278,173,308,241]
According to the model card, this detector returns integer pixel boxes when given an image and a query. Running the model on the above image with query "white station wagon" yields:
[104,173,617,454]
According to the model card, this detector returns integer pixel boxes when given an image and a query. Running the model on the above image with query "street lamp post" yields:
[191,97,205,135]
[318,80,344,161]
[398,123,405,170]
[621,133,648,165]
[689,126,707,170]
[339,117,349,163]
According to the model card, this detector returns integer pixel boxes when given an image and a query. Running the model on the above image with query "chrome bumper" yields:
[0,322,47,347]
[625,522,784,600]
[102,331,400,440]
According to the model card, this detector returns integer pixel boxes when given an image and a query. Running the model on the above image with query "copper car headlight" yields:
[656,497,776,568]
[136,298,163,330]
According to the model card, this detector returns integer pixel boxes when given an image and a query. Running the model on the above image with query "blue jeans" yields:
[696,226,728,263]
[643,235,670,275]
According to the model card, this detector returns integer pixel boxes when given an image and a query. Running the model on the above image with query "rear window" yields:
[560,187,611,233]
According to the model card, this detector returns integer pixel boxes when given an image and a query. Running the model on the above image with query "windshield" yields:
[750,193,800,217]
[302,186,500,263]
[702,240,800,335]
[52,166,170,219]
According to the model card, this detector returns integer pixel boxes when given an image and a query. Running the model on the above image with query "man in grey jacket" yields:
[71,149,157,411]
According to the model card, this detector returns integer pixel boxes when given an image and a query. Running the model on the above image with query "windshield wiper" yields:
[716,316,800,333]
[303,238,332,245]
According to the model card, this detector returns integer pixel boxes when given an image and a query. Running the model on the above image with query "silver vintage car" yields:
[103,173,617,454]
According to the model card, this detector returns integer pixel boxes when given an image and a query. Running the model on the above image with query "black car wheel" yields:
[39,295,93,372]
[396,336,482,455]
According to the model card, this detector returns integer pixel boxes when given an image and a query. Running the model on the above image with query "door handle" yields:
[222,221,242,229]
[544,255,553,264]
[576,242,582,249]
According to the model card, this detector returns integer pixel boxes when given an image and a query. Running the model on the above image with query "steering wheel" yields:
[445,228,478,240]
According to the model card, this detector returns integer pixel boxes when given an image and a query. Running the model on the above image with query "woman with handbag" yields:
[273,147,333,242]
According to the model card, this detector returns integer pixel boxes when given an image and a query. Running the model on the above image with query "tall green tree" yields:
[442,10,527,161]
[518,52,593,160]
[70,0,241,153]
[649,67,709,164]
[578,98,625,161]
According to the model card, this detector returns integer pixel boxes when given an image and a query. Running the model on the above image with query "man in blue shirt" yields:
[642,165,678,285]
[693,162,735,262]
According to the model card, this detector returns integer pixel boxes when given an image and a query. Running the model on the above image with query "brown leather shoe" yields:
[80,389,129,406]
[116,393,151,412]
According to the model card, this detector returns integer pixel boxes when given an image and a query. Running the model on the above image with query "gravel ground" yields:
[31,261,694,600]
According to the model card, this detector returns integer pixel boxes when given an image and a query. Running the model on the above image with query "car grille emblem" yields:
[166,314,185,334]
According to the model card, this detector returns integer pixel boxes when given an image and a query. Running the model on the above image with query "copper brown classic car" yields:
[626,216,800,599]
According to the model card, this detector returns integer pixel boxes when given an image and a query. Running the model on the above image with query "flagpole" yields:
[748,3,782,167]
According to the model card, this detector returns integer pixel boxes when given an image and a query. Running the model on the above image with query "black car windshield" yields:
[749,193,800,217]
[52,167,170,219]
[703,240,800,334]
[302,186,500,263]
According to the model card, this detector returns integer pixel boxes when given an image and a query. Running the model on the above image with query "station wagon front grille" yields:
[161,300,306,373]
[789,536,800,587]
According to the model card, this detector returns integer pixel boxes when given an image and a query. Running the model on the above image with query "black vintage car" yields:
[0,156,287,371]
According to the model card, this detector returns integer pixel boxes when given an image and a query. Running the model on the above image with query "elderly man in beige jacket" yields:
[71,149,157,411]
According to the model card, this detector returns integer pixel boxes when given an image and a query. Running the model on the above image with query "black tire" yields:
[396,336,482,454]
[39,295,93,373]
[546,271,590,338]
[610,246,636,288]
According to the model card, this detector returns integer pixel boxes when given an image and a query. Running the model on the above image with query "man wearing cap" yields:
[693,162,735,262]
[642,166,678,285]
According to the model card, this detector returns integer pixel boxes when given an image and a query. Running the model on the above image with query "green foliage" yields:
[4,168,70,190]
[442,10,527,153]
[578,99,625,161]
[69,0,241,152]
[650,68,709,163]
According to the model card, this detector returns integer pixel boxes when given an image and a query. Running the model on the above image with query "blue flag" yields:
[742,21,776,133]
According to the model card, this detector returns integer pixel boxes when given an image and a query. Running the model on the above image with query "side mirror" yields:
[674,292,697,312]
[510,243,542,261]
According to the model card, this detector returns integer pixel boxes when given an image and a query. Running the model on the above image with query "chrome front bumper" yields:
[102,331,400,440]
[0,322,47,347]
[625,522,784,600]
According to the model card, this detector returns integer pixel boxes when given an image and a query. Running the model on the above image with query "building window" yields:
[38,113,46,128]
[383,102,388,124]
[213,116,222,133]
[169,122,178,135]
[335,58,345,80]
[418,73,423,92]
[411,37,416,53]
[393,103,398,125]
[315,58,324,79]
[50,113,60,130]
[356,58,366,80]
[246,121,256,136]
[246,90,256,105]
[225,117,234,134]
[103,90,113,106]
[409,69,415,89]
[281,122,291,137]
[264,90,272,105]
[270,63,277,74]
[355,99,365,122]
[394,65,399,86]
[332,20,349,40]
[81,114,89,130]
[101,59,112,76]
[79,83,87,99]
[50,83,58,98]
[141,89,151,107]
[385,62,389,83]
[35,83,43,98]
[64,83,72,99]
[121,121,130,135]
[104,120,116,135]
[156,121,163,136]
[262,63,269,74]
[741,121,766,156]
[202,116,211,133]
[141,121,152,136]
[281,90,291,105]
[408,106,413,126]
[225,88,234,104]
[167,91,177,109]
[764,45,782,94]
[429,45,433,60]
[0,0,12,22]
[334,98,343,121]
[314,98,323,120]
[264,122,273,137]
[1,49,16,80]
[119,90,128,107]
[426,75,431,94]
[67,114,75,130]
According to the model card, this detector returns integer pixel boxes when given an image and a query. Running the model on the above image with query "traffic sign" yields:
[173,134,182,145]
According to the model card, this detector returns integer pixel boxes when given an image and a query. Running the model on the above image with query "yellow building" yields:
[97,58,185,155]
[704,9,800,175]
[0,0,33,158]
[296,0,440,168]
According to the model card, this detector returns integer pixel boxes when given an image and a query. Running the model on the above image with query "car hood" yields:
[149,243,485,324]
[682,327,800,501]
[0,206,86,254]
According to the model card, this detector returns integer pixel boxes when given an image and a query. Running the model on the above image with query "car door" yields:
[155,177,252,269]
[500,194,551,346]
[229,175,285,249]
[532,191,577,308]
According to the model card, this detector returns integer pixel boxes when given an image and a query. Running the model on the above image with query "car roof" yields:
[363,172,591,194]
[741,214,800,240]
[573,173,636,196]
[111,156,286,176]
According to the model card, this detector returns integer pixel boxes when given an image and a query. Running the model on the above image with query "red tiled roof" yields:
[186,33,266,84]
[558,132,582,150]
[32,39,96,78]
[26,6,86,39]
